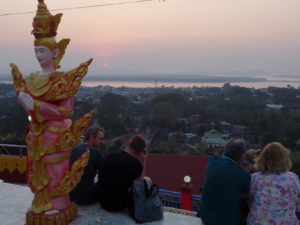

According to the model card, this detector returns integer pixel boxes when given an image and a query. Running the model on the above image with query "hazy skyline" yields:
[0,0,299,78]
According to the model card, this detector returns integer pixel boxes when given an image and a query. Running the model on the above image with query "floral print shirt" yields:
[247,171,300,225]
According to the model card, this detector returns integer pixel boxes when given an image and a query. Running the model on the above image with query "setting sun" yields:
[101,62,108,68]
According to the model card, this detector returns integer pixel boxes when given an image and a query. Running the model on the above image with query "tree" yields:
[149,101,178,129]
[95,93,135,138]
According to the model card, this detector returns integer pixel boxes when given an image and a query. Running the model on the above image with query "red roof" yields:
[145,154,208,194]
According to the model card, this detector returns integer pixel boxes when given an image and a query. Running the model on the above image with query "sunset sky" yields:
[0,0,299,77]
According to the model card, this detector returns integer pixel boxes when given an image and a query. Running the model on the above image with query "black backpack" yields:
[128,179,164,223]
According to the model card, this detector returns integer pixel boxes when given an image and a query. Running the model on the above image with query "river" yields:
[82,79,300,89]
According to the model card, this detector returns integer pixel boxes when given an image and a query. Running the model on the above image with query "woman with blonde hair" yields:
[247,142,300,225]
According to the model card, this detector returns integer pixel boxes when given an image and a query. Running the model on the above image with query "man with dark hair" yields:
[199,139,251,225]
[99,135,151,212]
[69,125,105,205]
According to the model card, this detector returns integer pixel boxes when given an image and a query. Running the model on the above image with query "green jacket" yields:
[199,155,251,225]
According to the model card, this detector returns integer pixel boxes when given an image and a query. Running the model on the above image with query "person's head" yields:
[224,139,247,163]
[84,126,105,149]
[126,135,147,159]
[254,142,292,174]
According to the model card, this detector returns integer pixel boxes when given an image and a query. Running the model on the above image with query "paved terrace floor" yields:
[0,180,202,225]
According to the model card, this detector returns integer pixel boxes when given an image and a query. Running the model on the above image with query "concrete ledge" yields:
[72,204,202,225]
[0,180,202,225]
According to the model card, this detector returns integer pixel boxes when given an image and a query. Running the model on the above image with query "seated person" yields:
[247,142,300,225]
[69,125,105,205]
[99,135,150,212]
[199,139,251,225]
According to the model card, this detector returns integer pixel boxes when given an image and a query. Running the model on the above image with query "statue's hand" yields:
[10,63,24,95]
[18,92,34,112]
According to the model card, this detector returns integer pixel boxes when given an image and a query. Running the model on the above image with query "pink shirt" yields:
[248,171,300,225]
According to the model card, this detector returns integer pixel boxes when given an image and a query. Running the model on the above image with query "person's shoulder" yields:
[122,151,141,163]
[231,163,250,180]
[119,151,142,167]
[70,144,93,163]
[104,151,141,167]
[104,150,124,160]
[208,154,222,163]
[251,171,261,177]
[108,150,124,156]
[286,171,299,180]
[90,147,103,158]
[73,144,102,156]
[72,144,88,153]
[86,146,101,153]
[286,171,297,176]
[209,154,221,160]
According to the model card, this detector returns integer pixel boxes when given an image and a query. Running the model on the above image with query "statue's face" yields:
[34,45,55,69]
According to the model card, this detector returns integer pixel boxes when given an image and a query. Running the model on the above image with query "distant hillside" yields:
[0,83,13,95]
[0,73,274,83]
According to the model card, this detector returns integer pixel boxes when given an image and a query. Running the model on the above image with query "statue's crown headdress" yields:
[32,0,62,39]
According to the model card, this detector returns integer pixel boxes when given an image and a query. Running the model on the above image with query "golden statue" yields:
[10,1,93,224]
